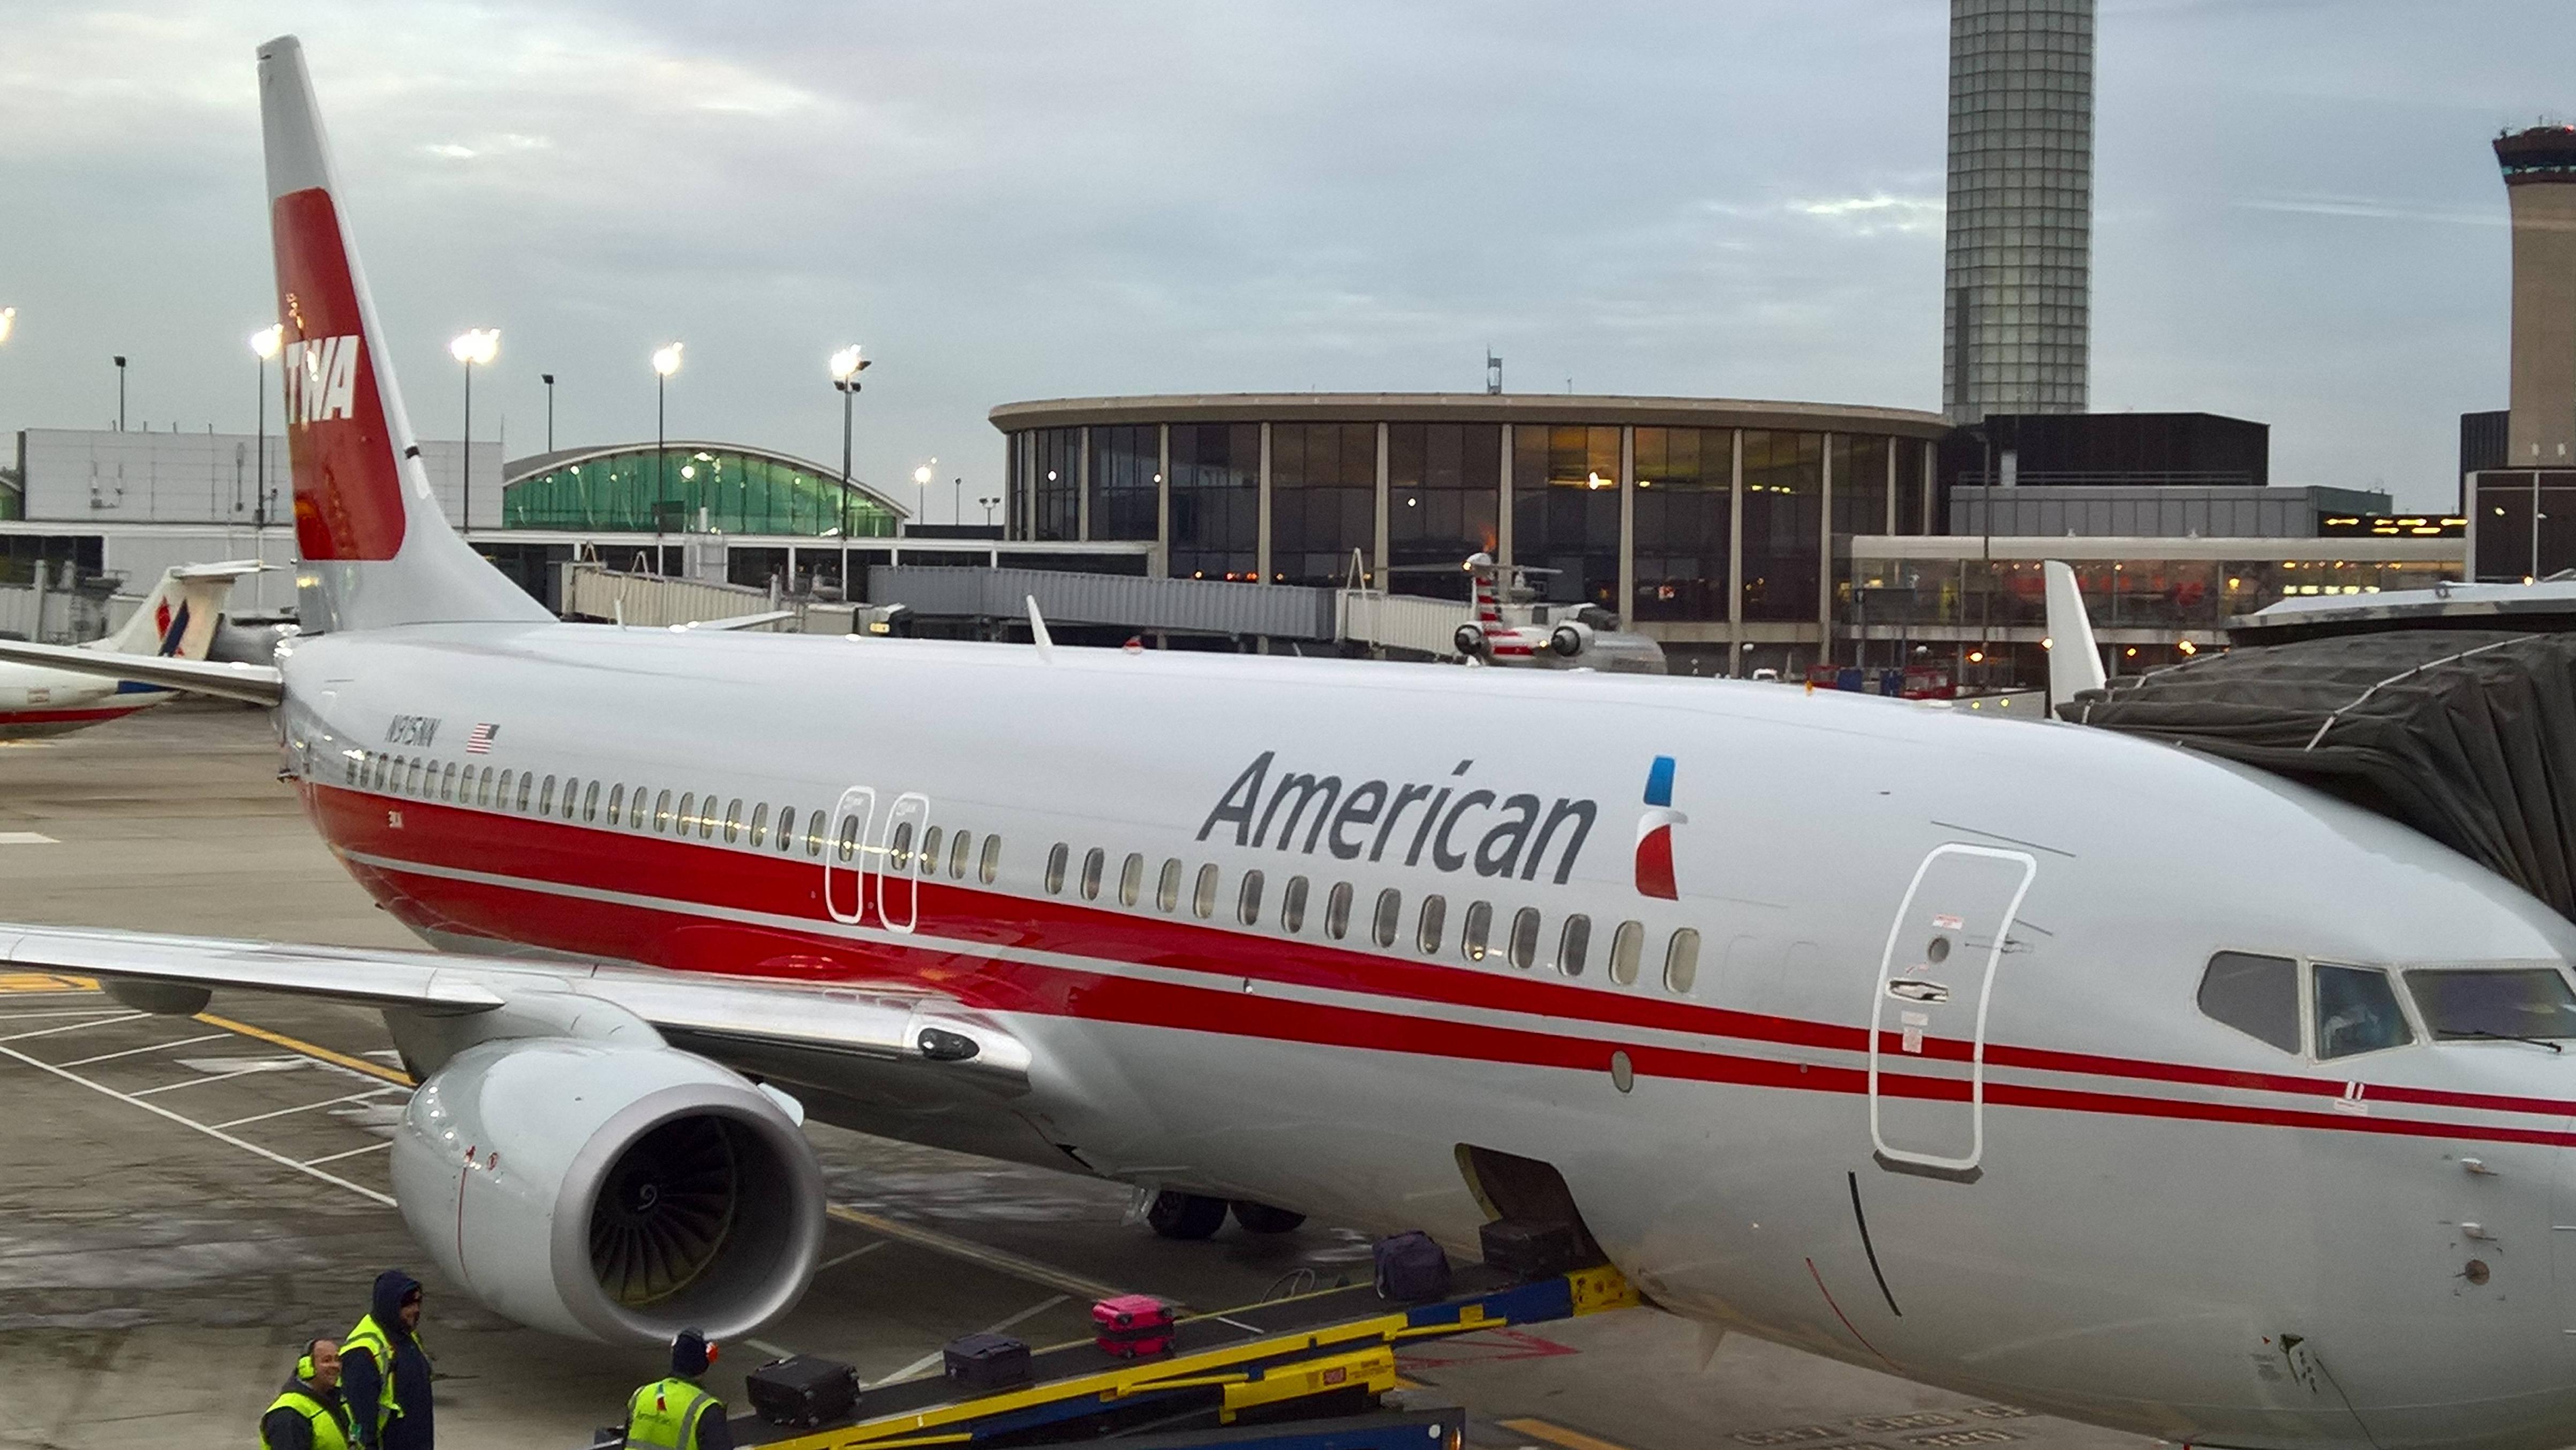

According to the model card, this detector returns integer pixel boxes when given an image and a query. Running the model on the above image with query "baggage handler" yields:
[260,1338,353,1450]
[623,1328,733,1449]
[343,1269,433,1449]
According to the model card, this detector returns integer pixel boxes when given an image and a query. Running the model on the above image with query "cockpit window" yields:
[2405,968,2576,1043]
[2314,964,2414,1059]
[2197,952,2300,1054]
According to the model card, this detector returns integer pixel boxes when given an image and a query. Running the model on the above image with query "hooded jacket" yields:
[342,1269,433,1450]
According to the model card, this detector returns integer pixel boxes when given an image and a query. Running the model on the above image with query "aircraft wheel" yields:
[1230,1200,1306,1235]
[1146,1191,1228,1241]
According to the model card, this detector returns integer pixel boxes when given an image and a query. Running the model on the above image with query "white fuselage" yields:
[274,621,2576,1450]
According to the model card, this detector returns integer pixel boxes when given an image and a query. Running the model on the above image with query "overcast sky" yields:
[3,1,2570,516]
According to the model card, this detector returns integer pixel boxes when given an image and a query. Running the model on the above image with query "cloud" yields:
[1790,194,1947,236]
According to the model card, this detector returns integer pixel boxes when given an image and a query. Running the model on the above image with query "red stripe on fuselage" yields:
[1,704,155,726]
[303,781,2576,1139]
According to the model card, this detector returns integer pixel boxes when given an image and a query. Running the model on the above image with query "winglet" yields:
[1026,595,1054,659]
[2043,560,2108,708]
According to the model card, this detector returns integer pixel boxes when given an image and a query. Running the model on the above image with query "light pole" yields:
[652,343,683,540]
[979,495,1000,527]
[830,345,868,539]
[449,328,499,531]
[249,325,282,527]
[114,355,126,431]
[541,373,555,453]
[913,461,935,525]
[953,476,963,527]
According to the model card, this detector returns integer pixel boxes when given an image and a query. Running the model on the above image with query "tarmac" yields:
[0,701,2153,1450]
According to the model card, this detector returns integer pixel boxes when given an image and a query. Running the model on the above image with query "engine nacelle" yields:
[390,1036,824,1344]
[1549,621,1594,658]
[1454,623,1490,658]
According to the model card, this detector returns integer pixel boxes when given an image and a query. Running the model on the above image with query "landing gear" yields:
[1230,1200,1306,1235]
[1146,1190,1229,1241]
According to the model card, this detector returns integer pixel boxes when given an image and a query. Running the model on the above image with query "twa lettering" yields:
[282,334,362,425]
[1196,750,1596,886]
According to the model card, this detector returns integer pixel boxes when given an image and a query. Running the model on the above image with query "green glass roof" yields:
[501,443,902,537]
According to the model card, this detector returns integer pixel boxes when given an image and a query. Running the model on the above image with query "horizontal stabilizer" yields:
[0,638,284,705]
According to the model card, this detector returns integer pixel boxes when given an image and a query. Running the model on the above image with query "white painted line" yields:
[60,1032,230,1068]
[0,1012,145,1044]
[0,1040,394,1207]
[302,1140,393,1167]
[873,1295,1070,1388]
[0,1008,132,1023]
[0,832,58,845]
[129,1060,308,1097]
[815,1239,892,1274]
[213,1086,405,1131]
[745,1338,795,1361]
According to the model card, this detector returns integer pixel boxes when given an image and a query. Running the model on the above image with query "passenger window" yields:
[950,830,973,879]
[1157,859,1182,911]
[442,762,458,801]
[675,791,693,832]
[1193,863,1219,918]
[979,835,1002,884]
[2197,952,2300,1054]
[837,814,862,863]
[722,798,743,843]
[1238,870,1265,926]
[2315,963,2414,1059]
[1119,852,1144,907]
[922,827,945,876]
[477,766,494,807]
[1417,895,1446,955]
[748,802,767,847]
[890,822,915,870]
[583,780,601,823]
[1372,889,1402,949]
[560,777,578,820]
[1556,914,1591,977]
[1324,882,1354,940]
[807,813,826,857]
[698,791,718,839]
[372,755,389,791]
[1508,908,1541,970]
[1462,901,1493,962]
[1664,928,1700,994]
[775,806,795,851]
[492,769,510,807]
[1608,921,1644,985]
[405,758,423,795]
[1281,876,1310,933]
[1045,844,1069,895]
[607,784,624,825]
[545,775,565,815]
[654,788,674,832]
[1079,847,1104,900]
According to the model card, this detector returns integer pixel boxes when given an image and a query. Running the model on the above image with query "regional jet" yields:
[0,560,263,738]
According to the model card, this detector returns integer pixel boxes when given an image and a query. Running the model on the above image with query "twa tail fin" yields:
[93,561,266,659]
[258,35,551,633]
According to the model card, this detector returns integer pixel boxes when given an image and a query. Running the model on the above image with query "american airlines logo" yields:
[283,334,363,425]
[1635,755,1684,900]
[1197,751,1596,886]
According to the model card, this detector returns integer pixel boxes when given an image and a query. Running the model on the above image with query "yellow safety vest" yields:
[262,1386,352,1450]
[624,1377,717,1449]
[341,1313,406,1438]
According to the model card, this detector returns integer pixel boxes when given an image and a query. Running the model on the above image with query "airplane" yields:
[3,37,2576,1450]
[1446,554,1665,673]
[0,560,265,739]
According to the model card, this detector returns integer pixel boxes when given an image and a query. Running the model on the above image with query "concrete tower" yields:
[1943,0,2095,425]
[2496,126,2576,468]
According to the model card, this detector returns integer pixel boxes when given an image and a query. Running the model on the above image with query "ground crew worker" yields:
[343,1268,434,1450]
[623,1328,734,1449]
[260,1338,353,1450]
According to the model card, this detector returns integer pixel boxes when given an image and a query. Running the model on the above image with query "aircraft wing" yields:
[682,610,799,632]
[0,638,285,705]
[0,922,1033,1100]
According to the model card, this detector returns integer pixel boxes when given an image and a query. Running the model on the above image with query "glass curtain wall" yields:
[1739,431,1822,621]
[1831,435,1891,620]
[1388,423,1501,599]
[1269,423,1376,585]
[1632,427,1730,621]
[502,447,898,536]
[1894,437,1930,535]
[1511,425,1621,610]
[1022,428,1080,542]
[1087,425,1159,542]
[1168,424,1260,580]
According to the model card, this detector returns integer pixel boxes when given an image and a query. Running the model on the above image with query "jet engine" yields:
[1548,621,1593,659]
[388,1035,825,1344]
[1455,623,1489,659]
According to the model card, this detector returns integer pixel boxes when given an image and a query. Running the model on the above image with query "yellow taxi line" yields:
[1498,1418,1640,1450]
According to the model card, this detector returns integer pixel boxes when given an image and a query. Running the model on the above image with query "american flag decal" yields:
[465,723,498,754]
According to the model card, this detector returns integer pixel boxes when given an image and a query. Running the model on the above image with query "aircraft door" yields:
[1869,843,2037,1178]
[822,786,877,925]
[878,792,930,934]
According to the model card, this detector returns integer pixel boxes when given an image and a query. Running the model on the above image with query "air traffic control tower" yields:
[1943,0,2095,425]
[2496,126,2576,468]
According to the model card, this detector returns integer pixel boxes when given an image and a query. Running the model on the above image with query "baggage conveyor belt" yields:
[726,1261,1640,1450]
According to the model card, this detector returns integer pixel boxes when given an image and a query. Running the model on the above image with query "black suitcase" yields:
[1373,1229,1451,1301]
[1479,1218,1582,1279]
[943,1331,1033,1391]
[746,1354,861,1429]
